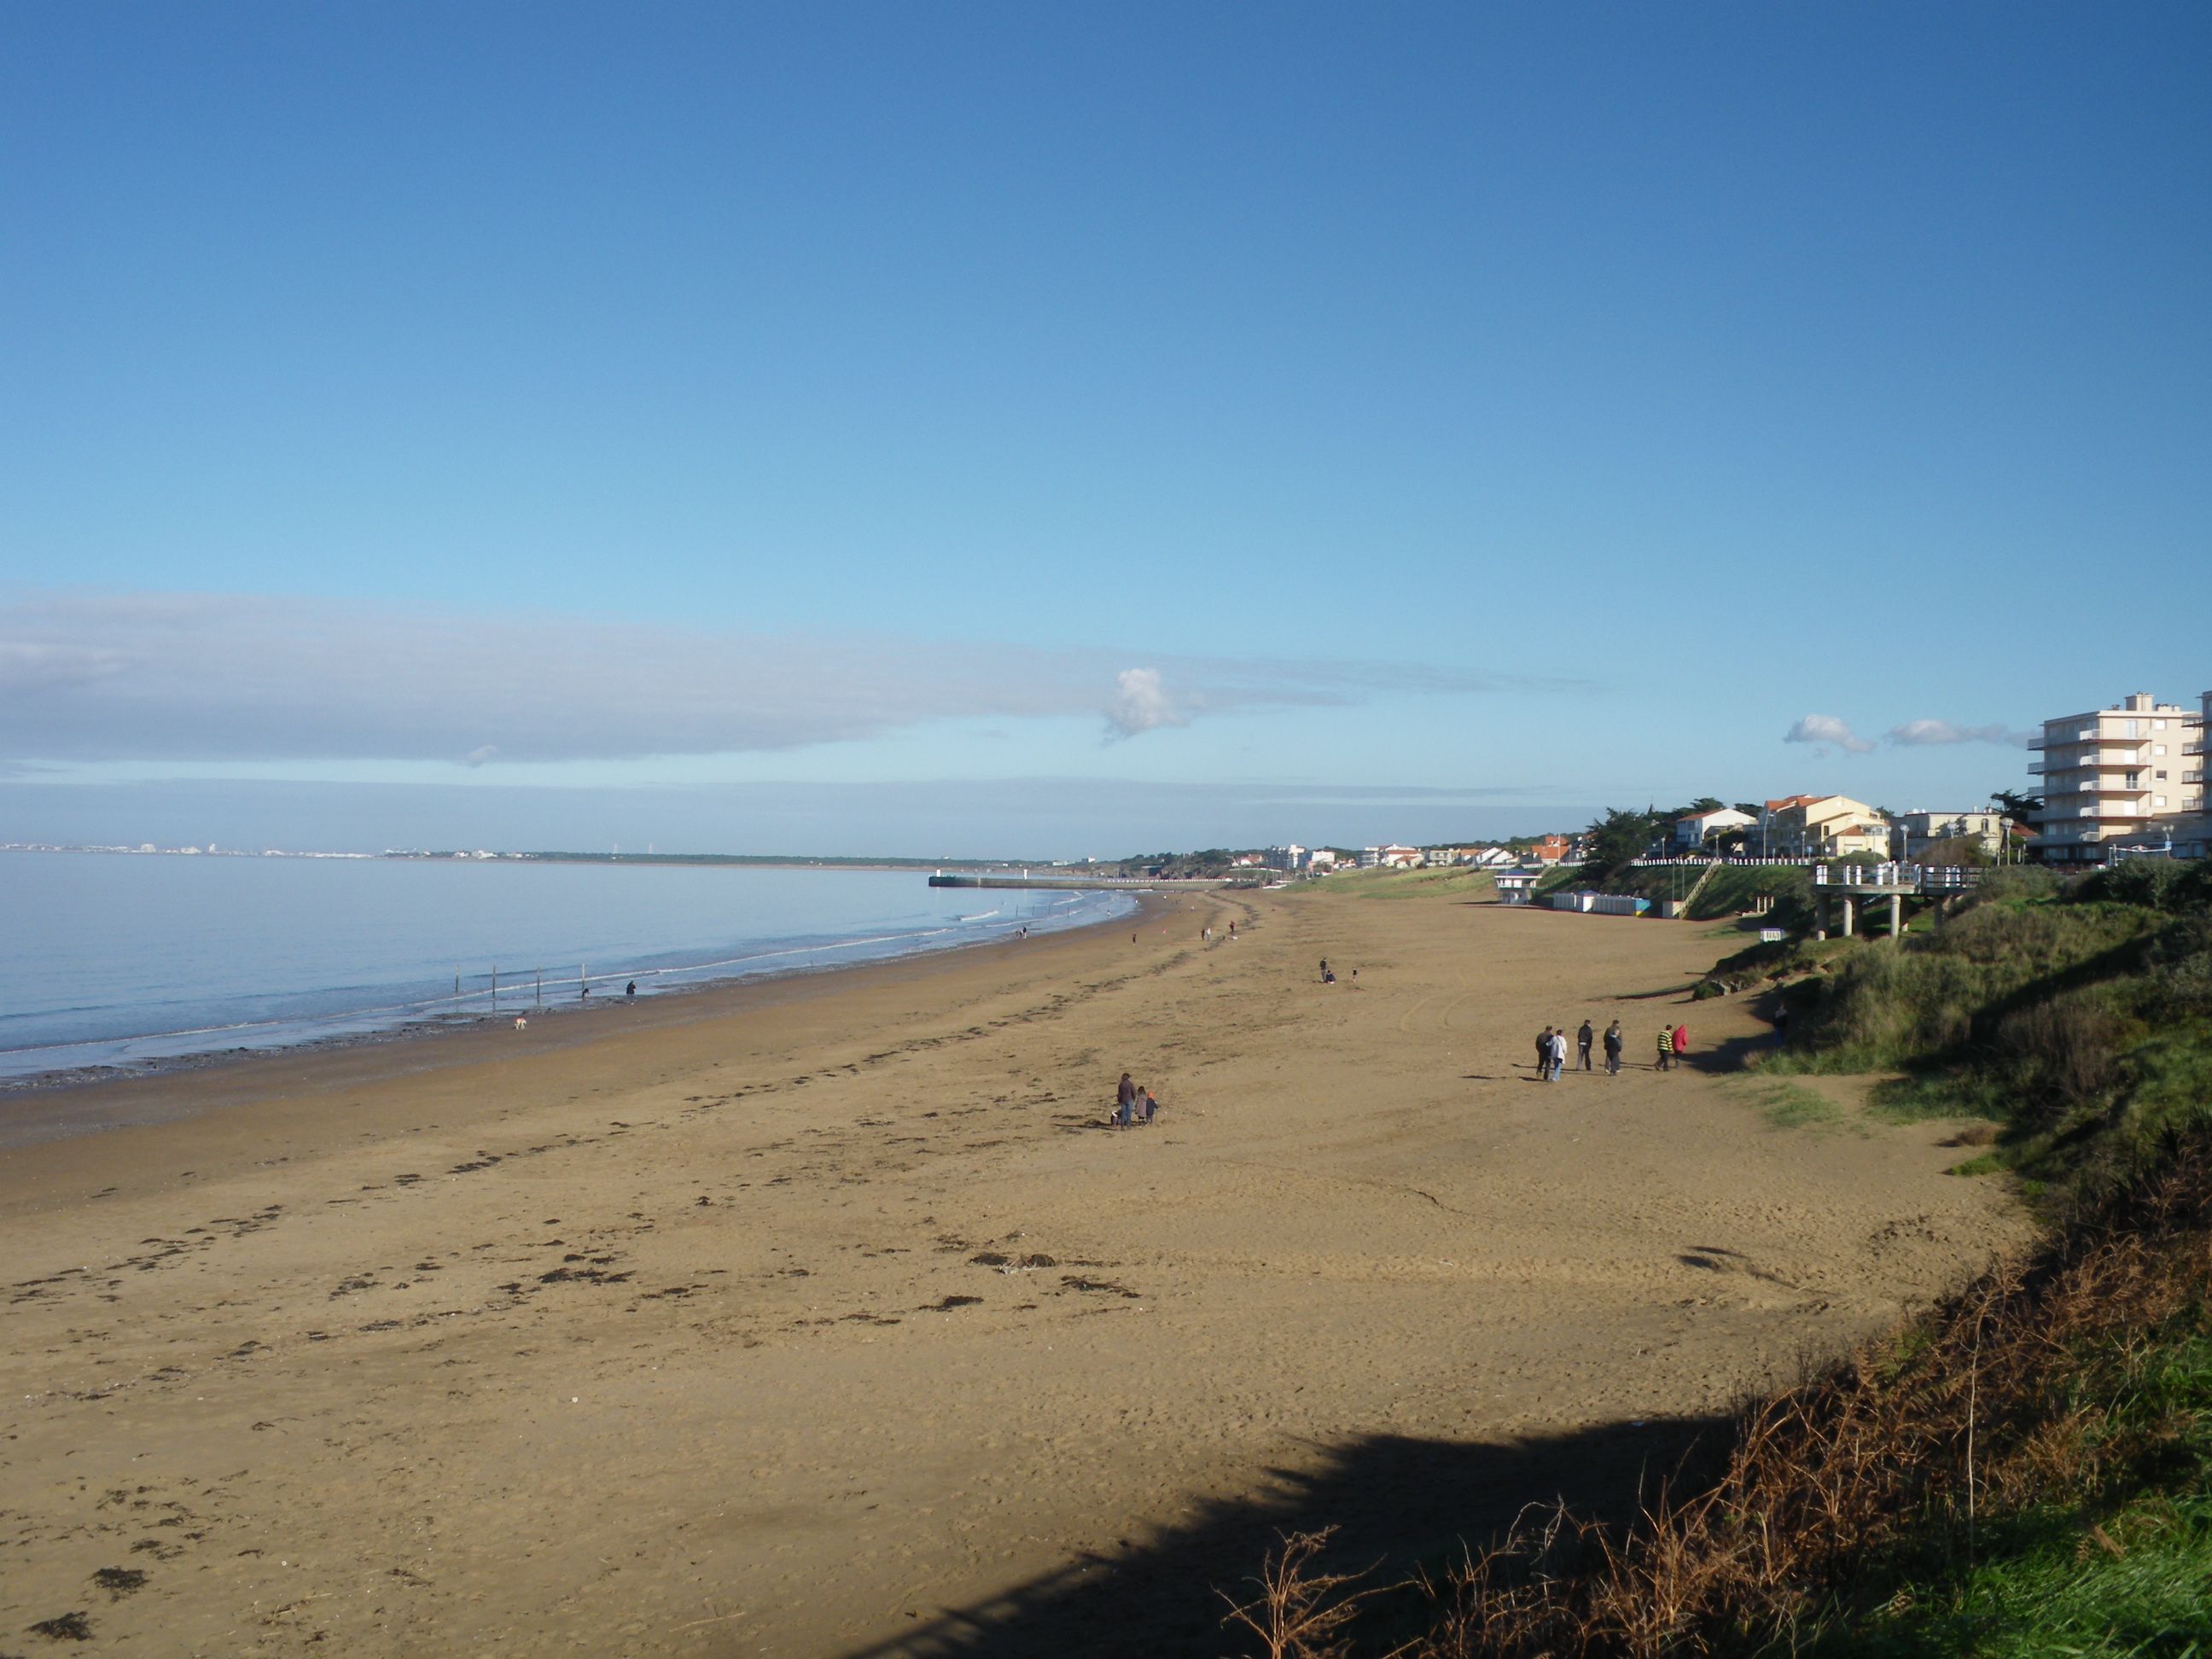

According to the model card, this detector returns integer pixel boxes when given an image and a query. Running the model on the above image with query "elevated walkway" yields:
[1811,863,1982,938]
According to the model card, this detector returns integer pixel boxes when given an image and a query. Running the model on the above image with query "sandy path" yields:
[0,884,2029,1656]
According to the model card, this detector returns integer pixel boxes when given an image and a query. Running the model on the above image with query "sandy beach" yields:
[0,881,2032,1656]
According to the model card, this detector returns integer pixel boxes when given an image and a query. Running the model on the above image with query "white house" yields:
[1674,807,1755,852]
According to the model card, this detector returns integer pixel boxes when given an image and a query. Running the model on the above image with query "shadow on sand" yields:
[831,1414,1731,1659]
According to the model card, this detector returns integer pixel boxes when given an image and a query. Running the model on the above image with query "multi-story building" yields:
[2029,693,2205,864]
[1761,795,1891,859]
[1890,810,2005,862]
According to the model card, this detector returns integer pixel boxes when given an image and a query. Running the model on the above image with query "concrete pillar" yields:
[1841,893,1855,937]
[1889,894,1903,939]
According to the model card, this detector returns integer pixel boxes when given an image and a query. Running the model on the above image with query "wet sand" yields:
[0,882,2030,1655]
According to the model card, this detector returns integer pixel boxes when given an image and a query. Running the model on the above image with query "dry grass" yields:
[1227,1133,2212,1658]
[1220,1528,1386,1659]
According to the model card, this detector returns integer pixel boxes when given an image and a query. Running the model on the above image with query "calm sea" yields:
[0,851,1132,1085]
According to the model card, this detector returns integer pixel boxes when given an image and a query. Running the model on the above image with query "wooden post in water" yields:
[491,966,498,1011]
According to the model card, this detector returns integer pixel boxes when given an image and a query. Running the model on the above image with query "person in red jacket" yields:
[1672,1022,1689,1064]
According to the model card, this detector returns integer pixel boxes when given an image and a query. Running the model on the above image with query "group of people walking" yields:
[1534,1018,1686,1079]
[1112,1072,1160,1126]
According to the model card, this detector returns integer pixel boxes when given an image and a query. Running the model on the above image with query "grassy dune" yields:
[1238,863,2212,1657]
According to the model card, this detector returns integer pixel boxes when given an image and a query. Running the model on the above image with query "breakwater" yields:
[927,872,1230,890]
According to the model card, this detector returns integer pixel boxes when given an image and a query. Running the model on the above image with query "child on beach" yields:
[1656,1026,1675,1070]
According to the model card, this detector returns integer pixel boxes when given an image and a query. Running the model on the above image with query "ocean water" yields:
[0,851,1132,1085]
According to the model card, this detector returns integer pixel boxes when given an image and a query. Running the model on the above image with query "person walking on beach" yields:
[1672,1022,1689,1067]
[1115,1073,1136,1126]
[1656,1025,1675,1070]
[1576,1019,1594,1072]
[1604,1019,1623,1075]
[1536,1027,1554,1081]
[1550,1027,1569,1081]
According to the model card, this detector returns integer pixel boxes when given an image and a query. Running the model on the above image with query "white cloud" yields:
[1784,713,1874,755]
[0,591,1552,765]
[1104,667,1190,739]
[1886,718,2030,748]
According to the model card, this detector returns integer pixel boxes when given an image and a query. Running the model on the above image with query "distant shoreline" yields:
[1,842,1077,873]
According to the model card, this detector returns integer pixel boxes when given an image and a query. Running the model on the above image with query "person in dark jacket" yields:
[1115,1073,1136,1125]
[1535,1027,1554,1081]
[1603,1020,1624,1074]
[1576,1020,1595,1071]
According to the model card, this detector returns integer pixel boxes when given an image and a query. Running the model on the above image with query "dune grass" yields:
[1298,865,1498,901]
[1726,1075,1854,1133]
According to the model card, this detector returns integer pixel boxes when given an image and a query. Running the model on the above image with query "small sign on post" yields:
[1760,928,1785,943]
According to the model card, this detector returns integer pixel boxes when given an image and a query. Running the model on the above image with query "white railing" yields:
[1813,863,1985,891]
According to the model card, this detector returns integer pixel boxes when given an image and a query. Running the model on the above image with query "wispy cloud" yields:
[1784,713,1874,755]
[1886,718,2032,748]
[1786,712,2033,756]
[0,591,1556,765]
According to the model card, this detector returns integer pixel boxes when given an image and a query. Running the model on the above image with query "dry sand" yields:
[0,880,2032,1656]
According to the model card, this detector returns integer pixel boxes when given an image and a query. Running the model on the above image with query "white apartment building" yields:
[2030,692,2205,864]
[1890,810,2005,862]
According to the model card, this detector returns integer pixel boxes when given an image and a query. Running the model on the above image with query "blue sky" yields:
[3,3,2208,854]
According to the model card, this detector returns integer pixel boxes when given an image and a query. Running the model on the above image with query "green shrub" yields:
[1769,870,2209,1194]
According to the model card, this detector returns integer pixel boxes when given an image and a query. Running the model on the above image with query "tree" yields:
[1924,835,1994,868]
[1584,806,1662,877]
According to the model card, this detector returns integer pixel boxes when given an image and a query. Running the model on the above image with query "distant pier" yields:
[927,872,1231,890]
